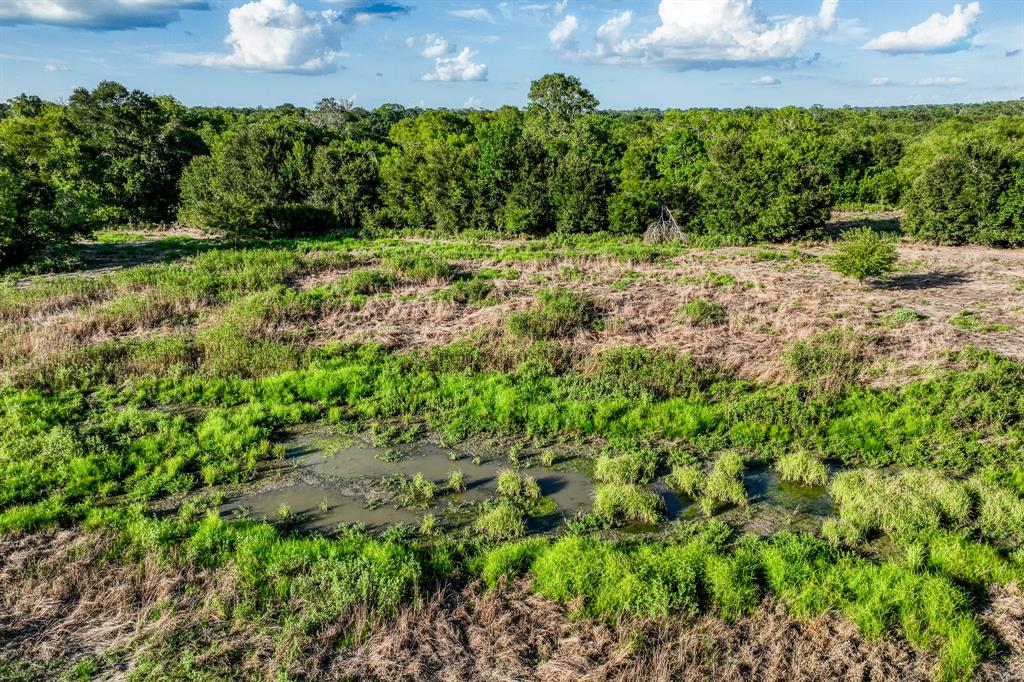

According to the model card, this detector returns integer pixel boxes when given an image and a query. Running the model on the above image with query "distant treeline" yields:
[2,74,1023,266]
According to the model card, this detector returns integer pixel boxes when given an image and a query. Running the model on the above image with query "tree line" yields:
[2,74,1023,267]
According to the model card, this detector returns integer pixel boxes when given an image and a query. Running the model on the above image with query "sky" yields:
[0,0,1021,110]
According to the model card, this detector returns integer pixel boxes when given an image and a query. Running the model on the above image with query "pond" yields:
[220,433,837,536]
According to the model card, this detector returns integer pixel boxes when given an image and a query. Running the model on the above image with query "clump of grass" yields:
[506,287,597,339]
[968,478,1024,544]
[827,227,899,283]
[950,309,1012,333]
[594,451,657,485]
[675,298,726,328]
[882,308,927,327]
[389,472,437,508]
[419,513,440,536]
[775,451,828,487]
[446,470,467,493]
[539,451,556,467]
[437,278,496,305]
[828,469,973,545]
[496,469,540,499]
[785,328,865,390]
[700,452,746,516]
[474,500,527,540]
[666,464,702,498]
[384,254,454,283]
[336,268,395,297]
[592,483,664,525]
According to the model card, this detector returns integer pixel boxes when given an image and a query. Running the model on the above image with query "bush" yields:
[903,141,1024,246]
[827,227,899,282]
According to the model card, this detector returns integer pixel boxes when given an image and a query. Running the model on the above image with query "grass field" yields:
[2,220,1024,681]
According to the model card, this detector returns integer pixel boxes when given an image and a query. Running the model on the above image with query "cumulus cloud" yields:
[422,47,488,81]
[548,14,578,49]
[863,2,980,54]
[464,96,482,107]
[174,0,345,74]
[752,74,780,86]
[419,34,450,58]
[0,0,209,30]
[449,8,497,23]
[565,0,838,69]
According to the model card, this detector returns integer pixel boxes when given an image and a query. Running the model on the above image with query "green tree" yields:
[827,227,899,282]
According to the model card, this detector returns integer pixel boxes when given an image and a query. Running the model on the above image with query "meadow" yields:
[1,221,1023,681]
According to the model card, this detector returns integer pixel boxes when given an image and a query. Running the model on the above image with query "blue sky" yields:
[0,1,1021,109]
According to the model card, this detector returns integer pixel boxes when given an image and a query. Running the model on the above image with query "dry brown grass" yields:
[4,237,1023,388]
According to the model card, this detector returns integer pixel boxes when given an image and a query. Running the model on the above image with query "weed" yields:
[419,513,440,536]
[384,254,454,283]
[950,309,1012,333]
[496,469,540,499]
[882,308,927,327]
[786,328,865,390]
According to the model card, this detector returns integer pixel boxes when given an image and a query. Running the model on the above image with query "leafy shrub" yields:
[676,298,726,327]
[903,140,1024,246]
[827,227,899,282]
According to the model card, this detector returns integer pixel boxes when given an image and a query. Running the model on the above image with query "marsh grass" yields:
[496,470,540,499]
[474,500,527,540]
[592,483,664,525]
[775,451,828,487]
[699,452,747,516]
[594,450,657,485]
[446,470,466,493]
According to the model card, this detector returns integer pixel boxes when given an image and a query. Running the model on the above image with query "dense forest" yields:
[2,74,1023,268]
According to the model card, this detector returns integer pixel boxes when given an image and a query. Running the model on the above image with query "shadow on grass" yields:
[879,271,969,290]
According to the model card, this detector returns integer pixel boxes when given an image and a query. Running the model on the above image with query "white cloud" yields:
[863,2,980,54]
[449,8,496,23]
[869,76,893,86]
[0,0,208,30]
[586,0,839,68]
[44,62,69,72]
[752,74,780,86]
[915,76,966,86]
[464,96,482,107]
[175,0,344,74]
[422,47,488,81]
[596,11,632,46]
[420,34,450,58]
[548,14,578,49]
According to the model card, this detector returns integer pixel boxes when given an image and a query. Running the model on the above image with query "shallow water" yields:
[221,433,837,535]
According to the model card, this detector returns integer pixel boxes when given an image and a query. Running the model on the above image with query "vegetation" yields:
[4,77,1024,269]
[827,227,899,282]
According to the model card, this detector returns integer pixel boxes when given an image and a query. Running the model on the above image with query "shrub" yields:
[592,483,664,525]
[903,141,1024,246]
[827,227,899,282]
[676,298,727,328]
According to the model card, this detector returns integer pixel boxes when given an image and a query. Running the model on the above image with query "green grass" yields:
[675,297,727,327]
[474,500,527,540]
[495,469,541,499]
[506,287,597,339]
[882,308,927,327]
[950,309,1012,333]
[700,452,747,516]
[775,451,829,487]
[592,483,664,525]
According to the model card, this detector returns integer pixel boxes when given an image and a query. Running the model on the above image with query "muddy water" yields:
[221,433,837,536]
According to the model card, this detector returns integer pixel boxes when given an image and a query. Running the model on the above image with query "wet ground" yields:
[220,431,839,537]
